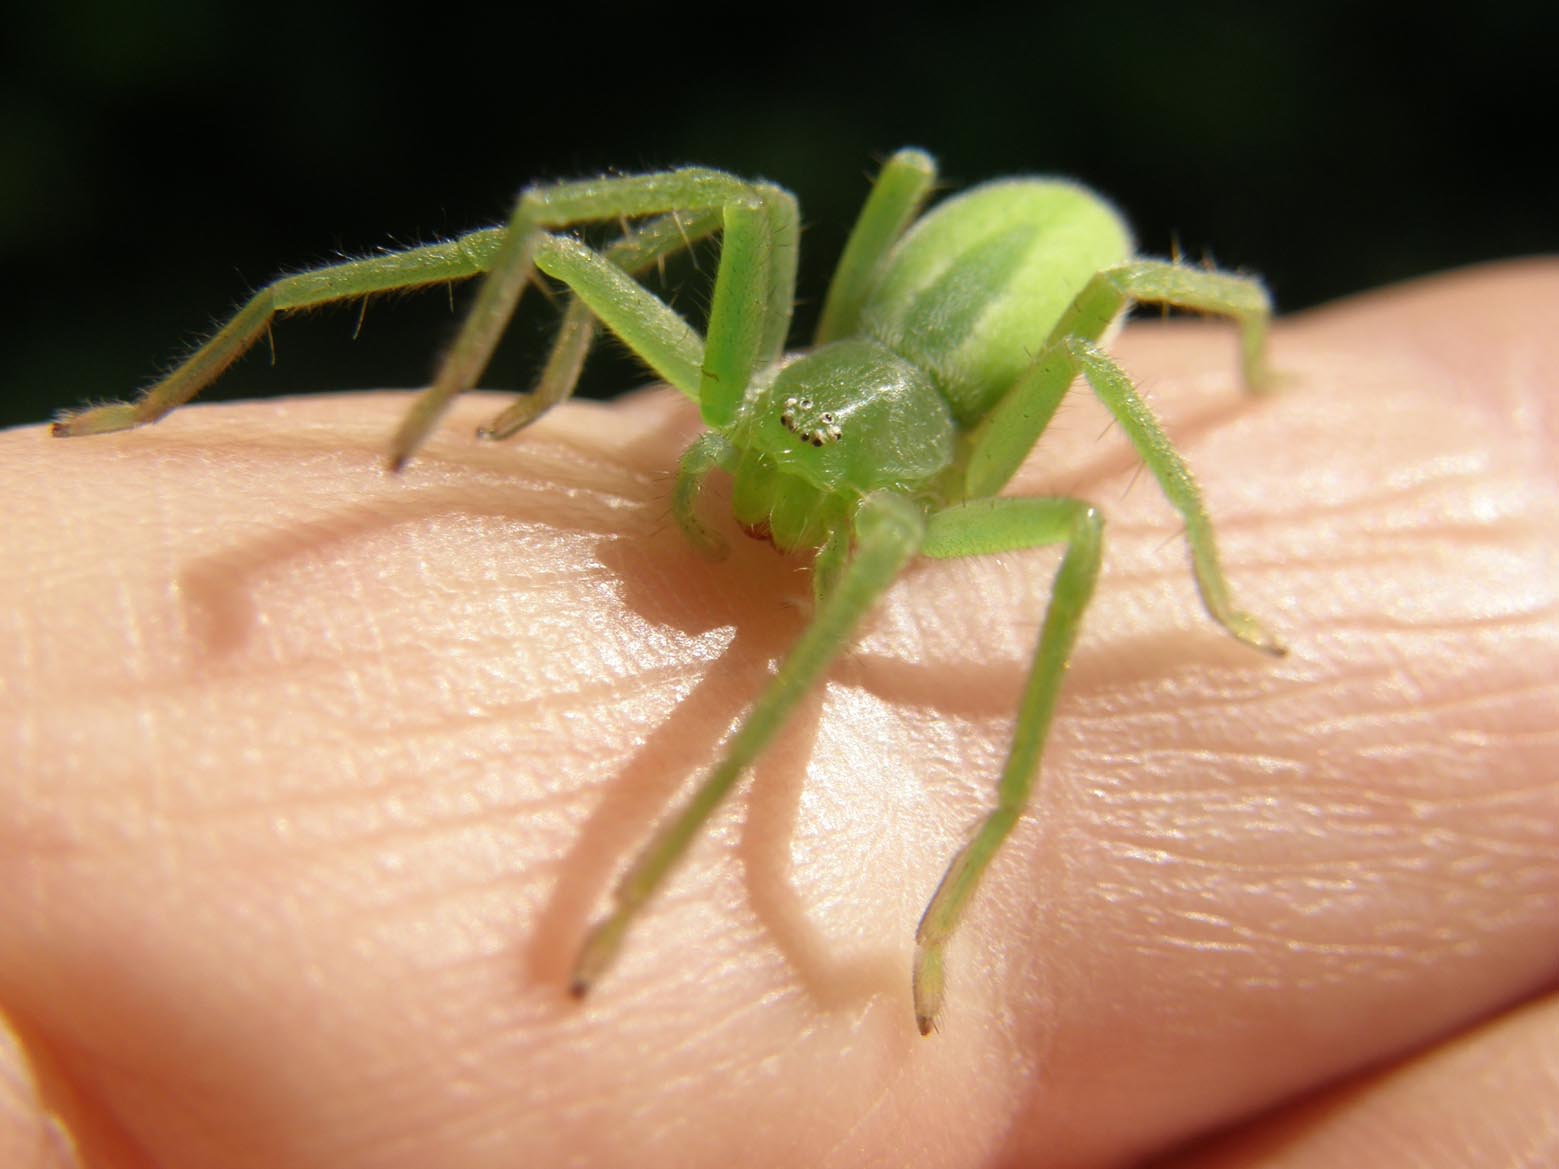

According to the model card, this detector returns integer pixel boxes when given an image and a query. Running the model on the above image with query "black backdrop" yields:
[4,2,1554,429]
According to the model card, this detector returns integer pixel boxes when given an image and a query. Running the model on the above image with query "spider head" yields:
[718,338,956,552]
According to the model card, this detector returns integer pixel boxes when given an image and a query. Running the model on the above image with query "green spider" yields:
[55,148,1285,1033]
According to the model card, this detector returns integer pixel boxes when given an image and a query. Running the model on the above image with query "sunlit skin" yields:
[8,262,1558,1167]
[52,149,1289,1031]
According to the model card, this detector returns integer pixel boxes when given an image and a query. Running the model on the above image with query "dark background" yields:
[4,2,1553,431]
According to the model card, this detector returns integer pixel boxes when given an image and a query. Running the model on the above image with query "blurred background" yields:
[3,1,1554,430]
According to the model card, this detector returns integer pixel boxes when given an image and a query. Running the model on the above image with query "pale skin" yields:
[2,261,1557,1167]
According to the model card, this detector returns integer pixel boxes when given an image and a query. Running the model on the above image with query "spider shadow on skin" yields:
[557,506,927,1014]
[166,404,923,1017]
[160,342,1289,1024]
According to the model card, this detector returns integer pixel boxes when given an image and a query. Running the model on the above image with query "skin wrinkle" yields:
[0,262,1555,1167]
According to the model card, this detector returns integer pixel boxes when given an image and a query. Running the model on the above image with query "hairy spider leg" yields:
[49,208,722,443]
[671,431,737,560]
[962,262,1286,654]
[570,492,927,995]
[477,208,724,440]
[814,148,939,345]
[392,170,800,467]
[911,496,1103,1032]
[51,228,509,439]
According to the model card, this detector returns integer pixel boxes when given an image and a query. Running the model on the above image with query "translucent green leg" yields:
[965,259,1275,499]
[571,493,925,995]
[810,525,851,606]
[53,207,726,445]
[396,170,799,465]
[528,236,708,399]
[58,169,797,465]
[478,208,724,441]
[1050,260,1276,393]
[815,148,938,344]
[912,496,1103,1033]
[671,431,736,559]
[694,186,795,430]
[51,228,509,438]
[967,335,1283,655]
[755,183,802,368]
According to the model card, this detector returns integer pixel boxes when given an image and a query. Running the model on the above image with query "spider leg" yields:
[51,228,510,438]
[671,430,737,559]
[1072,338,1283,653]
[912,496,1102,1033]
[524,234,708,399]
[963,261,1274,498]
[477,208,724,441]
[1051,260,1276,392]
[814,148,938,345]
[570,492,925,997]
[57,170,799,471]
[960,271,1282,655]
[394,169,799,466]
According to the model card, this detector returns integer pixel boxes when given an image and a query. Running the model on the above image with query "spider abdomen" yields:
[861,179,1134,425]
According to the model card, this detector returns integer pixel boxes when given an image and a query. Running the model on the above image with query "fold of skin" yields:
[1,261,1555,1169]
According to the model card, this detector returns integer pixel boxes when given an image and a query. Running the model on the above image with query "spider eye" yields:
[778,395,843,446]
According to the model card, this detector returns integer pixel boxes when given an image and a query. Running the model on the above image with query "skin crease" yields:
[1,261,1556,1169]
